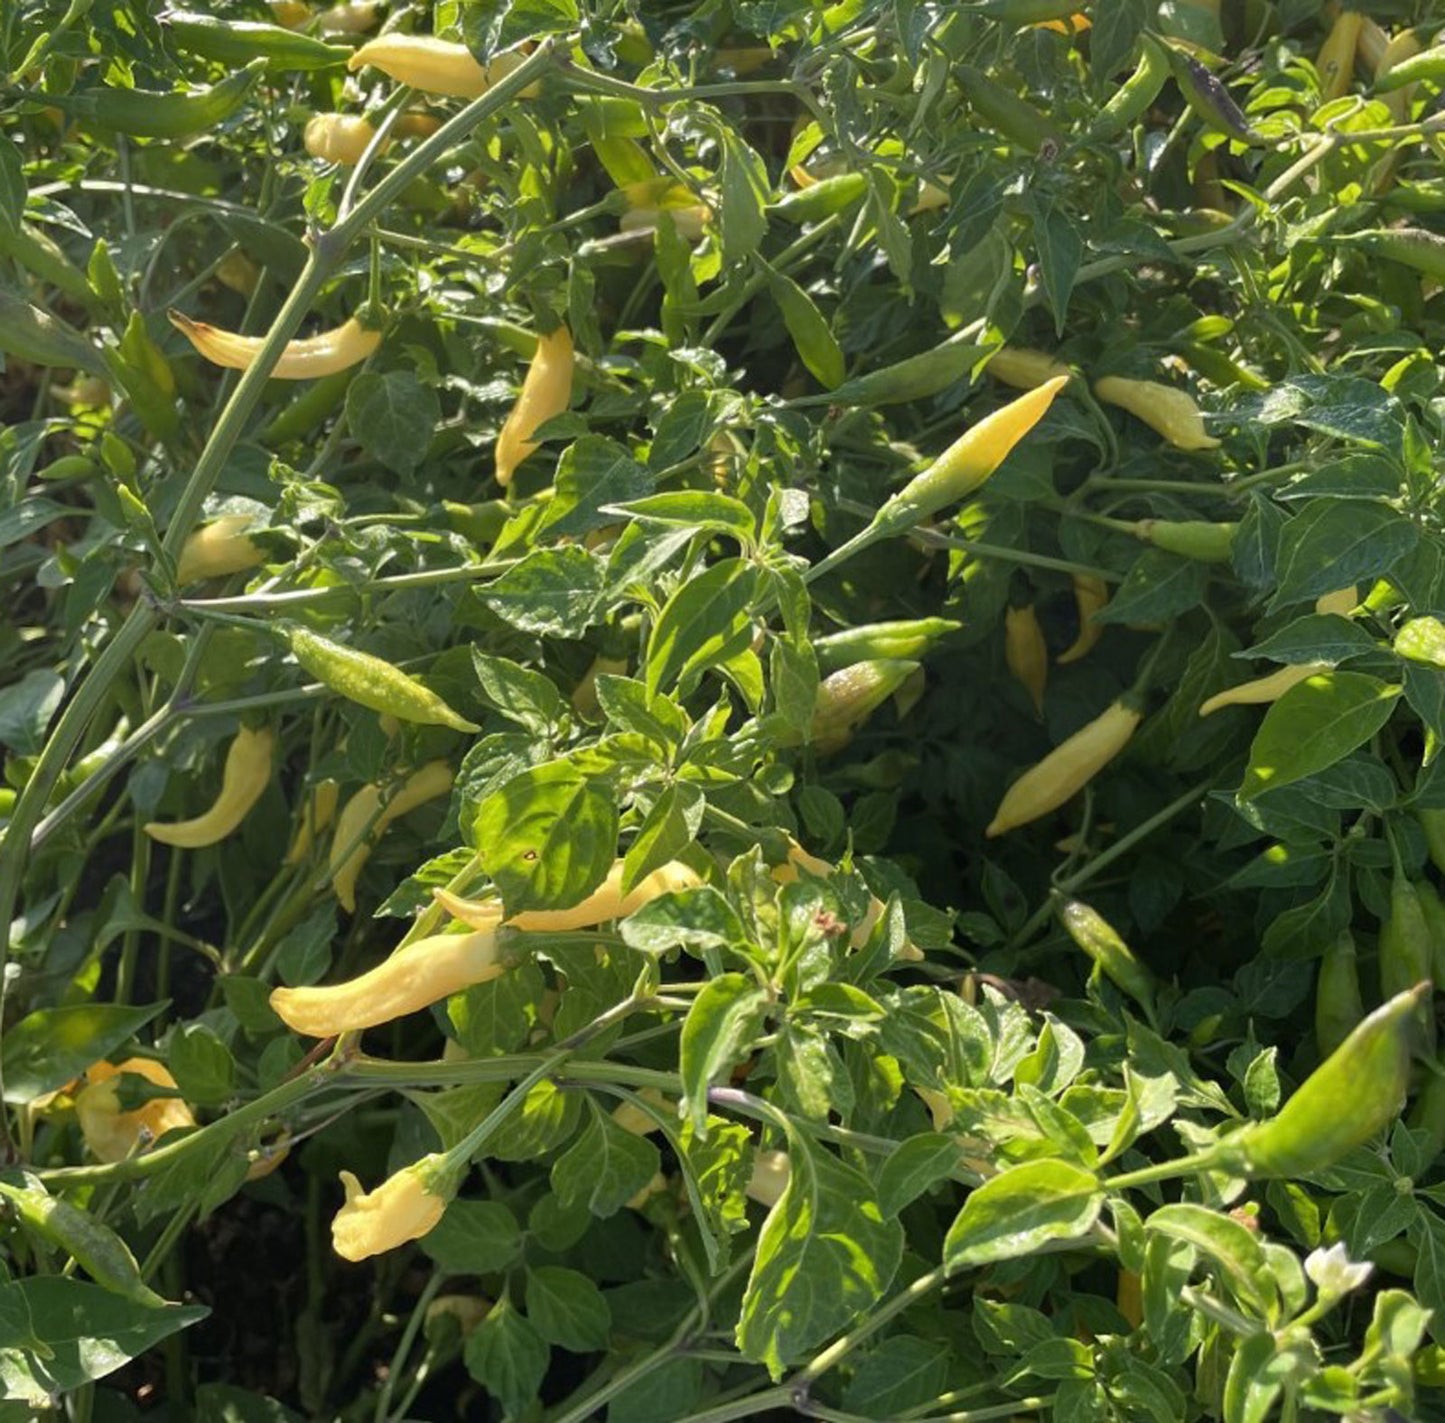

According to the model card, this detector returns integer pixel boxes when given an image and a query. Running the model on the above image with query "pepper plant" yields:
[3,0,1445,1418]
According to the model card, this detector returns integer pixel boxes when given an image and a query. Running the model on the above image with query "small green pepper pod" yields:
[1226,984,1426,1177]
[162,11,352,70]
[1314,930,1363,1057]
[1059,899,1158,1020]
[770,172,868,223]
[814,618,960,672]
[1379,871,1436,1054]
[1089,35,1170,140]
[1165,48,1260,144]
[1134,518,1237,562]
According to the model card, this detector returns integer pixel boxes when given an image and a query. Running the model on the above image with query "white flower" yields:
[1305,1242,1373,1297]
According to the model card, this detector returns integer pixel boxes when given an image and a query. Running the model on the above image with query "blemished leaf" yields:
[944,1160,1104,1269]
[473,761,617,915]
[736,1136,904,1378]
[1240,672,1402,802]
[477,547,606,637]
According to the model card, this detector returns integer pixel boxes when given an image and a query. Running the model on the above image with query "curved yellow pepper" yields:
[986,700,1142,837]
[986,346,1072,390]
[1198,662,1326,717]
[771,841,924,962]
[145,725,274,849]
[1056,574,1108,664]
[283,778,340,866]
[332,1155,451,1261]
[1093,376,1220,451]
[270,926,505,1036]
[304,112,386,165]
[347,35,538,100]
[169,310,380,379]
[330,761,453,914]
[494,325,574,487]
[1004,604,1048,716]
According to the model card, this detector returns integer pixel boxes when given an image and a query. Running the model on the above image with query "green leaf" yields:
[0,669,64,756]
[535,436,653,541]
[943,1160,1104,1269]
[1396,616,1445,668]
[477,547,605,638]
[622,783,705,894]
[473,760,617,914]
[715,127,770,266]
[1269,501,1419,611]
[1241,614,1378,666]
[1028,197,1083,335]
[525,1266,611,1352]
[421,1199,522,1275]
[551,1107,660,1218]
[470,651,563,734]
[464,1298,549,1417]
[646,558,761,699]
[735,1136,903,1379]
[679,974,769,1133]
[0,137,24,233]
[1239,671,1402,802]
[166,1023,235,1107]
[2,1002,168,1104]
[1091,551,1208,626]
[842,1336,951,1416]
[1091,0,1152,93]
[876,1133,961,1217]
[0,1278,205,1397]
[345,371,439,475]
[1146,1203,1275,1316]
[767,268,845,388]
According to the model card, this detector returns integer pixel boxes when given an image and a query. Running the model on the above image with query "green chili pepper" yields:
[162,11,351,70]
[966,0,1082,21]
[443,500,510,548]
[0,222,98,311]
[1179,341,1270,392]
[797,335,991,408]
[1333,227,1445,282]
[0,1171,166,1306]
[770,172,869,224]
[1416,877,1445,984]
[1374,43,1445,92]
[0,289,107,375]
[259,368,355,446]
[1387,178,1445,214]
[1408,1067,1445,1172]
[955,63,1063,151]
[814,618,961,672]
[1379,868,1436,1054]
[1135,518,1237,562]
[17,57,264,139]
[1164,48,1260,144]
[35,454,97,481]
[1315,929,1364,1057]
[1227,984,1427,1177]
[1089,35,1171,140]
[1059,899,1159,1021]
[1419,808,1445,878]
[285,626,480,733]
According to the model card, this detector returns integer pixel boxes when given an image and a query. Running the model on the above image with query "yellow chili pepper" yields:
[169,311,380,379]
[1315,586,1359,616]
[245,1131,292,1181]
[610,1089,671,1136]
[810,659,920,755]
[215,249,260,297]
[304,113,386,165]
[571,654,629,719]
[330,761,454,914]
[75,1059,196,1163]
[332,1155,453,1261]
[1093,375,1220,450]
[270,926,506,1036]
[434,859,701,933]
[1198,662,1326,716]
[986,346,1072,390]
[1117,1269,1143,1329]
[395,111,443,139]
[1057,574,1108,664]
[175,512,265,585]
[745,1149,790,1207]
[347,35,538,100]
[1316,10,1363,102]
[425,1294,491,1338]
[269,0,312,24]
[986,700,1142,837]
[1005,604,1048,716]
[494,325,574,487]
[315,1,377,35]
[618,205,711,240]
[145,725,274,848]
[283,778,340,865]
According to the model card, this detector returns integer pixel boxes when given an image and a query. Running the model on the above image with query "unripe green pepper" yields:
[1334,228,1445,282]
[1164,47,1260,143]
[1059,899,1158,1021]
[1416,877,1445,984]
[1227,984,1427,1177]
[1134,518,1237,562]
[814,618,960,673]
[770,172,868,223]
[815,336,990,408]
[955,63,1063,151]
[1407,1067,1445,1172]
[1089,35,1170,140]
[1315,929,1364,1057]
[1418,808,1445,878]
[1380,869,1437,1053]
[260,369,355,446]
[162,11,352,70]
[808,659,920,754]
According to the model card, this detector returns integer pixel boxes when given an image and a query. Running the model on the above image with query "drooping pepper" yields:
[1134,518,1236,562]
[332,1154,456,1261]
[986,699,1142,837]
[1379,868,1437,1052]
[1199,663,1326,716]
[1314,929,1364,1057]
[330,761,454,914]
[145,725,274,849]
[1094,376,1220,450]
[1004,605,1048,716]
[809,659,920,754]
[75,1059,196,1163]
[1057,575,1109,664]
[270,926,506,1036]
[1225,984,1427,1177]
[304,113,387,165]
[169,311,381,379]
[1315,10,1363,102]
[986,346,1072,390]
[1059,899,1158,1020]
[434,859,701,933]
[175,513,265,585]
[494,325,574,487]
[813,618,959,673]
